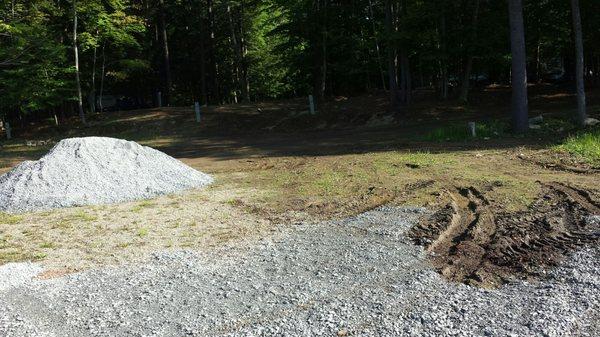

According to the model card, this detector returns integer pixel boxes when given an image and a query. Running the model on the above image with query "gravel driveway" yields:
[1,207,598,336]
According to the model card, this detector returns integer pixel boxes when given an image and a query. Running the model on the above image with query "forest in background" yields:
[1,0,599,132]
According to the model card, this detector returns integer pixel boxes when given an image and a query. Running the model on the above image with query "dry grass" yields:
[0,184,272,271]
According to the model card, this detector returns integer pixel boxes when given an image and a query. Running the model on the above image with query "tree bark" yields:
[570,0,587,126]
[368,0,386,90]
[384,0,399,109]
[439,10,448,100]
[508,0,529,133]
[400,53,411,104]
[158,0,172,105]
[227,3,249,102]
[459,0,480,103]
[89,31,98,114]
[99,44,105,112]
[199,32,208,105]
[207,0,220,104]
[73,0,86,124]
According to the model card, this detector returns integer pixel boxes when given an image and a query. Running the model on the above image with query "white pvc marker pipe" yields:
[194,102,201,123]
[308,95,315,115]
[468,122,476,138]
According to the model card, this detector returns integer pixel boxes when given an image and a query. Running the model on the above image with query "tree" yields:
[459,0,481,103]
[73,0,86,124]
[384,0,399,109]
[570,0,587,126]
[508,0,528,133]
[158,0,172,105]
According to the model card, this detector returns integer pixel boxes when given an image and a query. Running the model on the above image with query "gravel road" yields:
[1,207,598,336]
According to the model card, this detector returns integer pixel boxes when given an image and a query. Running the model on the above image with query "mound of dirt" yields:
[0,137,213,213]
[409,182,600,288]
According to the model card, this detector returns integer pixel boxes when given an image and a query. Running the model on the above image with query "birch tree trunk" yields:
[73,0,86,124]
[508,0,529,133]
[571,0,587,126]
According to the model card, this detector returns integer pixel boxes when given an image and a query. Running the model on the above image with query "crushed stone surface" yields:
[0,207,598,336]
[0,263,43,292]
[0,137,213,213]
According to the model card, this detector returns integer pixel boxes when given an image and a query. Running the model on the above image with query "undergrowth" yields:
[556,127,600,164]
[425,120,508,142]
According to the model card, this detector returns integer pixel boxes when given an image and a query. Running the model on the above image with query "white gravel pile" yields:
[0,137,213,213]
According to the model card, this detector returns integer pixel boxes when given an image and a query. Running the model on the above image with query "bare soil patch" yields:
[409,182,600,288]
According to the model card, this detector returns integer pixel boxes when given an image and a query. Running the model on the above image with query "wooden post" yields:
[308,95,315,115]
[157,91,162,108]
[194,102,201,123]
[5,122,11,140]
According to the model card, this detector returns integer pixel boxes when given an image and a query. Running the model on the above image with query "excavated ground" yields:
[409,182,600,288]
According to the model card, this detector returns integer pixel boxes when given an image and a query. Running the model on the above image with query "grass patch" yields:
[425,120,507,142]
[556,127,600,164]
[0,213,24,224]
[70,210,98,222]
[40,242,56,249]
[137,227,149,237]
[132,200,156,212]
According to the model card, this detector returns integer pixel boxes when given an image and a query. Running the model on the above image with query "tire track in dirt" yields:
[409,182,600,288]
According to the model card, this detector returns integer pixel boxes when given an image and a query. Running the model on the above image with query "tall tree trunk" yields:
[400,53,411,104]
[459,0,481,103]
[158,0,172,106]
[239,4,250,101]
[227,3,240,102]
[399,0,410,105]
[439,10,448,100]
[199,32,208,105]
[368,0,386,90]
[89,31,98,114]
[384,0,399,109]
[73,0,86,124]
[207,0,220,104]
[227,3,249,102]
[99,44,105,112]
[508,0,529,133]
[571,0,587,126]
[320,29,327,100]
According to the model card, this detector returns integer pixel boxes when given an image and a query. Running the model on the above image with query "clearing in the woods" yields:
[1,87,599,288]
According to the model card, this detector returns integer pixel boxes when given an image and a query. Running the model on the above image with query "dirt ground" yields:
[1,86,599,286]
[409,182,600,288]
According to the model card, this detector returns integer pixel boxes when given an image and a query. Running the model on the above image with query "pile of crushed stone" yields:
[0,137,213,213]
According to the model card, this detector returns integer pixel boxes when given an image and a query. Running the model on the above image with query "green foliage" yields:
[1,0,599,127]
[425,120,508,142]
[556,128,600,164]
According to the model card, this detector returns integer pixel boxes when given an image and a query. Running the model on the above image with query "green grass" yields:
[0,213,24,224]
[425,120,508,142]
[132,200,156,212]
[70,210,98,222]
[556,127,600,164]
[137,227,149,237]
